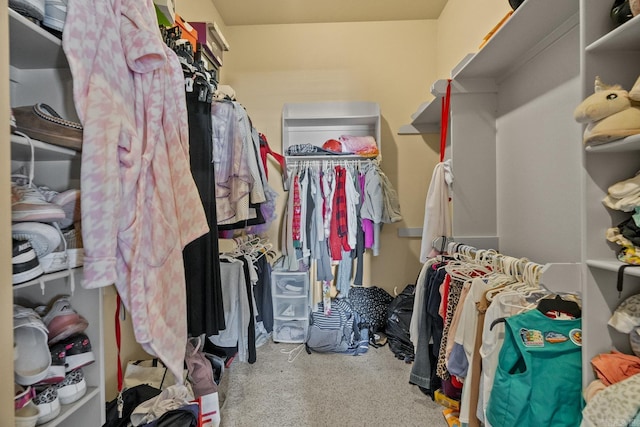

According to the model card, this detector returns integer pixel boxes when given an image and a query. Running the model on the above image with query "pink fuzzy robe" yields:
[63,0,209,383]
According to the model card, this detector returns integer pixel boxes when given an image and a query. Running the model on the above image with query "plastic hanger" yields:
[536,294,582,319]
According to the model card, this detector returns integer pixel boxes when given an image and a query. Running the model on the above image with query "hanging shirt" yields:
[420,160,453,263]
[486,309,582,427]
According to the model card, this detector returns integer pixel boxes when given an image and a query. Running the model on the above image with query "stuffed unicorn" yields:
[574,76,640,146]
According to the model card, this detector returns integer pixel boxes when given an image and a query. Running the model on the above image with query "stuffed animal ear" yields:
[595,76,623,93]
[629,76,640,101]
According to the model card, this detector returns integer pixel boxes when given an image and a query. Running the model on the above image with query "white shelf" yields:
[282,101,381,160]
[398,98,441,135]
[586,14,640,52]
[586,259,640,277]
[12,269,78,291]
[453,0,578,81]
[584,134,640,153]
[273,315,308,321]
[8,9,68,69]
[40,387,100,427]
[11,134,80,161]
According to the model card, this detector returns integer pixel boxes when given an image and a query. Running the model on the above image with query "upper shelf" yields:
[586,14,640,52]
[399,0,579,135]
[453,0,578,81]
[9,8,68,69]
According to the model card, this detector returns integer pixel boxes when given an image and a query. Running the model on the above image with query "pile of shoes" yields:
[9,0,69,38]
[11,169,83,285]
[14,296,94,426]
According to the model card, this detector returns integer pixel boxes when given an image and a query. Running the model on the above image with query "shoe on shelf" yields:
[11,182,66,223]
[9,0,45,23]
[38,223,84,274]
[62,333,95,372]
[33,385,61,425]
[35,343,66,385]
[12,170,81,228]
[12,222,61,258]
[55,369,86,405]
[12,103,82,151]
[14,384,39,427]
[14,305,51,386]
[35,295,89,345]
[12,239,44,285]
[42,0,67,34]
[11,108,17,133]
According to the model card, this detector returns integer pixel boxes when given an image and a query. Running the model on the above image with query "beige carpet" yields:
[218,340,447,427]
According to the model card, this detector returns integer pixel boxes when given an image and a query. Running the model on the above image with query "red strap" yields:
[259,133,286,178]
[115,293,123,392]
[440,79,452,162]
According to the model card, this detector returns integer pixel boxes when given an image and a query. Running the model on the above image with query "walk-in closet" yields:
[3,0,640,426]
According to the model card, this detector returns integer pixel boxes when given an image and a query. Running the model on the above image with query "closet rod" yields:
[286,158,377,167]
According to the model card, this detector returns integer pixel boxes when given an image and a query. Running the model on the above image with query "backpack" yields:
[306,299,367,354]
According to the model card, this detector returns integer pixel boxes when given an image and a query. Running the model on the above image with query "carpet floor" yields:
[218,340,446,427]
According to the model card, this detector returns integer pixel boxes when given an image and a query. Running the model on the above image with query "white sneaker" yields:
[14,305,51,386]
[55,369,86,405]
[33,385,61,425]
[43,0,67,33]
[12,222,61,258]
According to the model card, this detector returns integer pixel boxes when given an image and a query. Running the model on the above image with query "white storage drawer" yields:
[272,271,309,297]
[271,270,310,343]
[274,299,308,320]
[273,319,309,344]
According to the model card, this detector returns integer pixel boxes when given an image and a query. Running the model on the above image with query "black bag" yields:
[139,403,199,427]
[103,384,161,427]
[348,285,394,334]
[386,284,416,362]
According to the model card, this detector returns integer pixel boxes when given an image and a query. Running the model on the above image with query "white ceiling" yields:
[211,0,449,26]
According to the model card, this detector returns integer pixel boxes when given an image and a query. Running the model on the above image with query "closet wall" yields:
[215,20,440,291]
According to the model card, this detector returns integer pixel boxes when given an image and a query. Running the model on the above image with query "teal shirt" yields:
[486,309,582,427]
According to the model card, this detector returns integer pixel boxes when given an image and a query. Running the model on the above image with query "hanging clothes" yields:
[281,159,401,293]
[182,85,225,337]
[63,0,209,383]
[420,159,453,262]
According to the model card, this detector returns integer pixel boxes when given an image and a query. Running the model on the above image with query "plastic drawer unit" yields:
[271,270,310,343]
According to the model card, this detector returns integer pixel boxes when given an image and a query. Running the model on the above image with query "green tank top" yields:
[486,308,582,427]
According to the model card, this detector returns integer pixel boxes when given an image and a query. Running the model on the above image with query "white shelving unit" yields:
[282,101,381,162]
[8,8,105,426]
[399,0,640,390]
